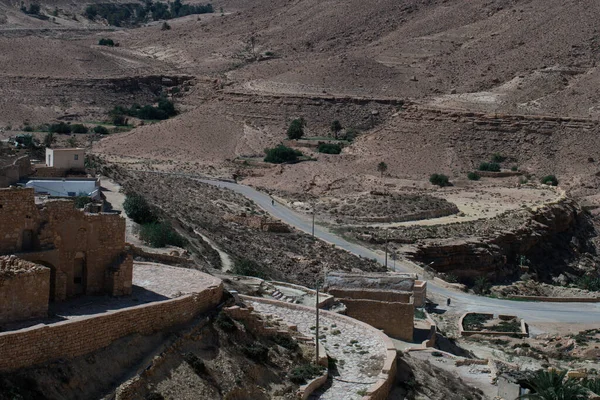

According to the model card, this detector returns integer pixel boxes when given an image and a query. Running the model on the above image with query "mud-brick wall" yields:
[0,188,40,253]
[0,156,32,188]
[341,298,414,341]
[0,265,50,324]
[0,282,223,372]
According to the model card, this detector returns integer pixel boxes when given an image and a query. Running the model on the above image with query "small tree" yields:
[377,162,388,177]
[123,193,156,224]
[161,21,171,30]
[287,118,305,140]
[264,145,302,164]
[520,369,588,400]
[330,120,342,139]
[43,132,56,148]
[430,173,451,187]
[317,143,342,154]
[467,172,480,181]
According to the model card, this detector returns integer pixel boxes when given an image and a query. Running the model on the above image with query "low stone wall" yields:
[238,295,398,400]
[128,244,193,266]
[270,280,334,308]
[351,206,459,224]
[458,313,528,338]
[341,298,414,341]
[0,281,223,372]
[476,171,522,178]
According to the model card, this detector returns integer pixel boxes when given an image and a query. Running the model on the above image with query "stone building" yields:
[0,187,132,322]
[324,271,427,341]
[45,148,85,170]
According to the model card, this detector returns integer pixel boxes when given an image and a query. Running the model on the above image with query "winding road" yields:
[198,178,600,326]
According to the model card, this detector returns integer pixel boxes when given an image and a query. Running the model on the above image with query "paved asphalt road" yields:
[199,178,600,325]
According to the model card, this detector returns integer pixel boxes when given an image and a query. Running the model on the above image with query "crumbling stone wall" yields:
[328,288,412,303]
[0,279,223,372]
[0,187,132,302]
[0,156,32,188]
[0,256,49,324]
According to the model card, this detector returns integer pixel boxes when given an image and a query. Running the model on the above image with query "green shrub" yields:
[111,99,177,121]
[272,335,299,351]
[576,275,600,291]
[414,309,426,319]
[330,120,342,139]
[93,125,109,134]
[264,51,275,57]
[463,313,490,331]
[23,125,33,132]
[430,173,450,187]
[289,364,324,384]
[540,175,558,186]
[479,162,501,172]
[511,165,518,172]
[98,38,115,46]
[216,312,237,332]
[123,193,156,224]
[139,222,186,248]
[73,195,92,209]
[71,124,89,134]
[161,21,171,30]
[232,259,268,279]
[343,127,358,141]
[264,145,302,164]
[317,143,342,154]
[467,172,480,181]
[48,122,72,134]
[242,343,269,363]
[287,118,305,140]
[473,276,491,295]
[111,114,128,126]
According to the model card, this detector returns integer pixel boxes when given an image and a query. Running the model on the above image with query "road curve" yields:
[198,178,600,325]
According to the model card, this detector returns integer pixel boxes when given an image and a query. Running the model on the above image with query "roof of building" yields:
[324,271,417,291]
[46,147,85,152]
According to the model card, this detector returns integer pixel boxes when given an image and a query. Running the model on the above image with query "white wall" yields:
[25,180,100,200]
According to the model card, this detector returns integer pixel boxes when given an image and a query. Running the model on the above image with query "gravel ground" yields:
[248,301,386,400]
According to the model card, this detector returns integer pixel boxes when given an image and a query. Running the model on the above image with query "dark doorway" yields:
[22,230,33,251]
[73,256,87,295]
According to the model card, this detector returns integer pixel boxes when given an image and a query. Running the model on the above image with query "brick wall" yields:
[341,298,414,341]
[0,281,223,372]
[0,156,32,188]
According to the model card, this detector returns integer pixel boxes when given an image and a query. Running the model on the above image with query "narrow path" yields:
[193,229,233,272]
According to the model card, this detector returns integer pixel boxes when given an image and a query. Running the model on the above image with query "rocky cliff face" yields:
[406,199,597,284]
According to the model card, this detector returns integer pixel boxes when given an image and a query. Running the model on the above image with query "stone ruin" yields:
[0,187,133,324]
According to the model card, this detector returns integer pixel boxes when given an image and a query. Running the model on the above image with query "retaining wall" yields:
[239,295,397,400]
[341,298,414,341]
[509,295,600,303]
[0,282,223,372]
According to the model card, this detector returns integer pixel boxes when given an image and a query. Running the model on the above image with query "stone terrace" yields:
[1,262,219,331]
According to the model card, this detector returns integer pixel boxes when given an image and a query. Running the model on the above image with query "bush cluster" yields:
[289,364,324,384]
[98,38,115,46]
[540,175,559,186]
[242,343,269,363]
[123,193,156,224]
[264,145,302,164]
[317,143,342,154]
[429,173,450,187]
[478,162,501,172]
[139,222,186,248]
[93,125,109,134]
[111,98,177,121]
[48,122,72,134]
[84,0,213,27]
[71,124,88,134]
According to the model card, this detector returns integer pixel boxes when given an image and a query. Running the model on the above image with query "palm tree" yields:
[582,378,600,396]
[519,370,588,400]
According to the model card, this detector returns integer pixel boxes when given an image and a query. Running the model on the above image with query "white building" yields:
[25,178,101,200]
[45,148,85,170]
